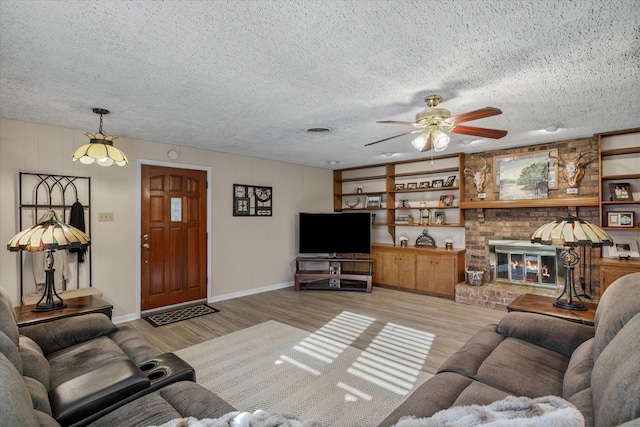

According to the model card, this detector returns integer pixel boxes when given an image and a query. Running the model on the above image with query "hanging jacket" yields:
[69,201,87,263]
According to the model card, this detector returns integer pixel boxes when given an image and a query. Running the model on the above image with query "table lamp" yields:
[531,213,612,310]
[7,210,91,312]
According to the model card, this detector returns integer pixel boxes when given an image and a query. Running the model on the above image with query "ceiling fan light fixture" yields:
[72,108,128,167]
[433,131,451,152]
[411,134,427,151]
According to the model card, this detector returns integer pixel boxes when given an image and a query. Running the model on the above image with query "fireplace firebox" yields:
[489,240,564,290]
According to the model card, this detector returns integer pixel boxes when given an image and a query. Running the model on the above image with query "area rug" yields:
[144,304,219,327]
[175,318,433,426]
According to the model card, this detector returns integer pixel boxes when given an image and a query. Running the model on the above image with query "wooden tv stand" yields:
[294,257,373,292]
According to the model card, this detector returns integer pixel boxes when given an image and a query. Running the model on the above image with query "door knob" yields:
[143,234,149,240]
[142,243,150,249]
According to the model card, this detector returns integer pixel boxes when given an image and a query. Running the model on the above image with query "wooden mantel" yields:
[460,196,599,210]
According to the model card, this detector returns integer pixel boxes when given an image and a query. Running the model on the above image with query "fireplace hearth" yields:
[489,240,564,290]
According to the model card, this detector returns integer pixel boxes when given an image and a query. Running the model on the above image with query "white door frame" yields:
[135,159,212,318]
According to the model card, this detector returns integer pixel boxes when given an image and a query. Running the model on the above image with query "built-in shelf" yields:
[334,153,464,243]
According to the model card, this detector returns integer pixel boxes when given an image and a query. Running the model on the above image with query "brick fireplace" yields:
[457,137,601,310]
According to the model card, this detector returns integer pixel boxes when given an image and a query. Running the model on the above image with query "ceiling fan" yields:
[365,95,508,152]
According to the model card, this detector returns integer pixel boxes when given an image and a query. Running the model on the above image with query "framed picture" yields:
[395,183,405,191]
[609,183,634,201]
[607,211,635,228]
[433,211,445,225]
[495,148,558,189]
[431,179,444,188]
[233,184,272,216]
[498,156,549,200]
[419,181,430,189]
[366,195,381,208]
[444,176,456,187]
[439,195,454,207]
[604,239,640,259]
[407,182,418,190]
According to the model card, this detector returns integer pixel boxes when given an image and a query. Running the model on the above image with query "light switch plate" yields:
[98,212,114,222]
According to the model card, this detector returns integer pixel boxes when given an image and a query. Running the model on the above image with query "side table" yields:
[15,295,113,327]
[507,293,596,326]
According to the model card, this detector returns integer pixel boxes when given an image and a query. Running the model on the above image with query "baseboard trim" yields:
[208,281,294,303]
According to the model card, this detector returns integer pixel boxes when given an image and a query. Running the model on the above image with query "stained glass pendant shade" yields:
[72,108,128,167]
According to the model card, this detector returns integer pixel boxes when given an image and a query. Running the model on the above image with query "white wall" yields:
[0,118,333,317]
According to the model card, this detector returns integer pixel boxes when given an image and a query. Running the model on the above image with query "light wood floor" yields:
[126,286,505,374]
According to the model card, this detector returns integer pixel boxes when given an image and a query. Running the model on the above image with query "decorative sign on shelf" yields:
[233,184,272,216]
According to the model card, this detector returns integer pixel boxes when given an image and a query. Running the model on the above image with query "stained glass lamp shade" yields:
[72,108,128,167]
[7,210,90,311]
[531,214,612,310]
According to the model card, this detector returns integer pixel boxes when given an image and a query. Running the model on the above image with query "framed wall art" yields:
[431,179,444,188]
[498,156,549,200]
[233,184,272,216]
[419,181,430,189]
[495,148,558,190]
[407,182,418,190]
[395,183,405,190]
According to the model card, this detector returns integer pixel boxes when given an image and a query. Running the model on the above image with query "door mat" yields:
[143,303,219,327]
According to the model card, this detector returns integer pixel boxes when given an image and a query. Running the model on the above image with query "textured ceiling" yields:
[1,0,639,169]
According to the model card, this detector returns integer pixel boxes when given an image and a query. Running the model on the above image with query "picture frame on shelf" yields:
[604,239,640,259]
[407,182,418,190]
[607,211,635,228]
[444,176,456,187]
[434,211,445,224]
[366,195,381,208]
[395,183,405,191]
[439,195,454,207]
[609,183,634,201]
[431,179,444,188]
[419,181,430,189]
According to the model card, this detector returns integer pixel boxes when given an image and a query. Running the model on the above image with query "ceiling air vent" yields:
[306,127,331,134]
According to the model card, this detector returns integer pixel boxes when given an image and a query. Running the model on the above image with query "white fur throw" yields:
[150,410,320,427]
[392,395,584,427]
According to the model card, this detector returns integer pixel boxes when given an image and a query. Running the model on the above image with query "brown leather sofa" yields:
[379,272,640,427]
[0,287,234,427]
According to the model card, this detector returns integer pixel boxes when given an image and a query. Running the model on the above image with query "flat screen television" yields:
[299,212,371,255]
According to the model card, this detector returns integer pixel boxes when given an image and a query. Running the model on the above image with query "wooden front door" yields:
[141,165,208,311]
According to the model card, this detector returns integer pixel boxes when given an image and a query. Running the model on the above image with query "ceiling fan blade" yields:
[447,107,502,124]
[452,125,508,139]
[377,120,421,126]
[365,130,422,146]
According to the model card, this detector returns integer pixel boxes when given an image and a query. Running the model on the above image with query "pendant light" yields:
[72,108,128,166]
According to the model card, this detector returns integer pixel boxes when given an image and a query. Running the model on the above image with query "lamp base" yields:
[32,301,67,312]
[553,299,587,311]
[32,267,66,312]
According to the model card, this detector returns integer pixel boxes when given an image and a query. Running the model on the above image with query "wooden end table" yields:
[15,295,113,327]
[507,293,596,326]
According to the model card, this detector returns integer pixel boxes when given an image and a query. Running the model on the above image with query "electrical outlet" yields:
[98,212,114,222]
